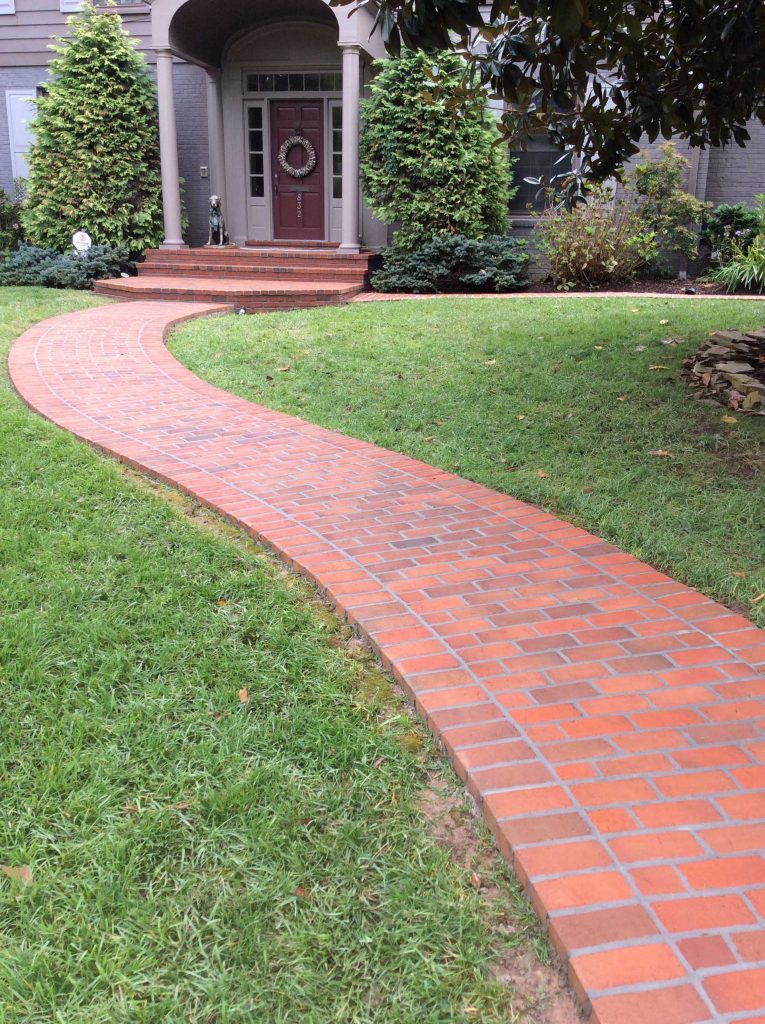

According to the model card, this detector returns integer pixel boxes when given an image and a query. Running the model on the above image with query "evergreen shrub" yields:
[360,51,514,250]
[22,5,163,255]
[0,243,133,288]
[371,235,529,293]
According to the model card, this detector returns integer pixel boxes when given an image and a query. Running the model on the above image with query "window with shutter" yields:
[5,90,36,181]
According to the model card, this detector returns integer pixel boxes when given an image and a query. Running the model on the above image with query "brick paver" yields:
[9,300,765,1023]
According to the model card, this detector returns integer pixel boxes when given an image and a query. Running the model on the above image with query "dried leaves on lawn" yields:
[685,328,765,414]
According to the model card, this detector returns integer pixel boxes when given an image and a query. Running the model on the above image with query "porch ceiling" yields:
[168,0,338,69]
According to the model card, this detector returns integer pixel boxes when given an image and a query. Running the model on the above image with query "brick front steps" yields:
[94,244,375,312]
[94,274,363,312]
[9,300,765,1024]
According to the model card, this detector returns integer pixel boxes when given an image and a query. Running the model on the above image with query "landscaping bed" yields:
[0,289,570,1023]
[170,295,765,628]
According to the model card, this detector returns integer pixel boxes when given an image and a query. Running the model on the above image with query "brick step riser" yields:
[243,239,341,249]
[94,282,361,310]
[143,250,374,268]
[139,265,369,284]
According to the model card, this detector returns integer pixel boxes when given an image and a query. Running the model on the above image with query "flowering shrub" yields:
[711,197,765,292]
[534,184,657,287]
[701,200,762,266]
[0,184,23,255]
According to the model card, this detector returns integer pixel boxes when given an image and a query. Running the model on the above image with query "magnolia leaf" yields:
[648,449,673,457]
[277,363,292,373]
[721,415,737,424]
[238,688,251,704]
[536,469,550,478]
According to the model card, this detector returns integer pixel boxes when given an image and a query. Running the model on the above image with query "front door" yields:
[270,100,324,241]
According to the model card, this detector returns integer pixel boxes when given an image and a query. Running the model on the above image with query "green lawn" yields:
[0,288,553,1023]
[170,296,765,627]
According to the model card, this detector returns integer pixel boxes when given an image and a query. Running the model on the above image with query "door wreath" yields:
[278,136,317,178]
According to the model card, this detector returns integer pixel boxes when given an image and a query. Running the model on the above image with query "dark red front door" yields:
[271,100,324,241]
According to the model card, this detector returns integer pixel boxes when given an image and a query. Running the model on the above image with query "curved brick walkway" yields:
[9,301,765,1024]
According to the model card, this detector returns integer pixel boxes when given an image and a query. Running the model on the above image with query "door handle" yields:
[273,173,279,195]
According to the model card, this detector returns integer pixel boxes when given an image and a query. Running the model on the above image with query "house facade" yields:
[1,0,765,253]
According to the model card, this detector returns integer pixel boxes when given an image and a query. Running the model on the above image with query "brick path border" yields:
[9,299,765,1024]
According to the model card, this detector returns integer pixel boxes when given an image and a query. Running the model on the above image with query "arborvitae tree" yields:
[360,51,514,249]
[23,4,163,254]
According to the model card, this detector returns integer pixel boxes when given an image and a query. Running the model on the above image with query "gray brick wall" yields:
[705,120,765,207]
[174,62,210,246]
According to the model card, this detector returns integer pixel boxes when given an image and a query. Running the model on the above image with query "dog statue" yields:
[206,195,228,247]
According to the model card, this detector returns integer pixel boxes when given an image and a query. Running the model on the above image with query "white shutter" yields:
[0,1,16,15]
[5,90,36,181]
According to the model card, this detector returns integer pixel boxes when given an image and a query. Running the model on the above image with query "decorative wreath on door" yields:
[278,136,317,178]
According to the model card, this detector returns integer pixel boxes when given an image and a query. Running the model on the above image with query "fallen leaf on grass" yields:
[536,469,550,478]
[294,887,310,899]
[470,871,483,889]
[238,688,251,704]
[216,599,228,608]
[649,365,669,370]
[1,865,32,887]
[659,319,670,325]
[753,593,765,604]
[277,363,291,373]
[722,416,738,425]
[431,418,446,426]
[648,449,673,457]
[484,359,497,366]
[733,572,748,578]
[516,414,526,421]
[634,345,647,352]
[422,435,435,443]
[617,396,627,402]
[594,345,603,350]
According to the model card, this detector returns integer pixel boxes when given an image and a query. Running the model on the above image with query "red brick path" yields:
[9,301,765,1024]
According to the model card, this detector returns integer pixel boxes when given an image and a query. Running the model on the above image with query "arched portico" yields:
[149,0,386,251]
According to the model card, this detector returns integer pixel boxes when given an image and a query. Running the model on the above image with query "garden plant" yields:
[22,5,163,255]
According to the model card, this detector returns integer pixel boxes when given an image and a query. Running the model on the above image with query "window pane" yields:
[288,74,303,91]
[274,74,289,91]
[333,178,342,200]
[250,176,264,198]
[246,74,258,93]
[260,74,274,91]
[509,147,573,211]
[248,107,262,129]
[304,73,319,91]
[249,129,263,151]
[250,153,264,175]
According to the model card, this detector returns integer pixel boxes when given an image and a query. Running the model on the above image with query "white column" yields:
[155,48,186,249]
[339,44,362,253]
[206,69,226,200]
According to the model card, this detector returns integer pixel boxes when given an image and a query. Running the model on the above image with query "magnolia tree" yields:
[23,5,163,254]
[333,0,765,197]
